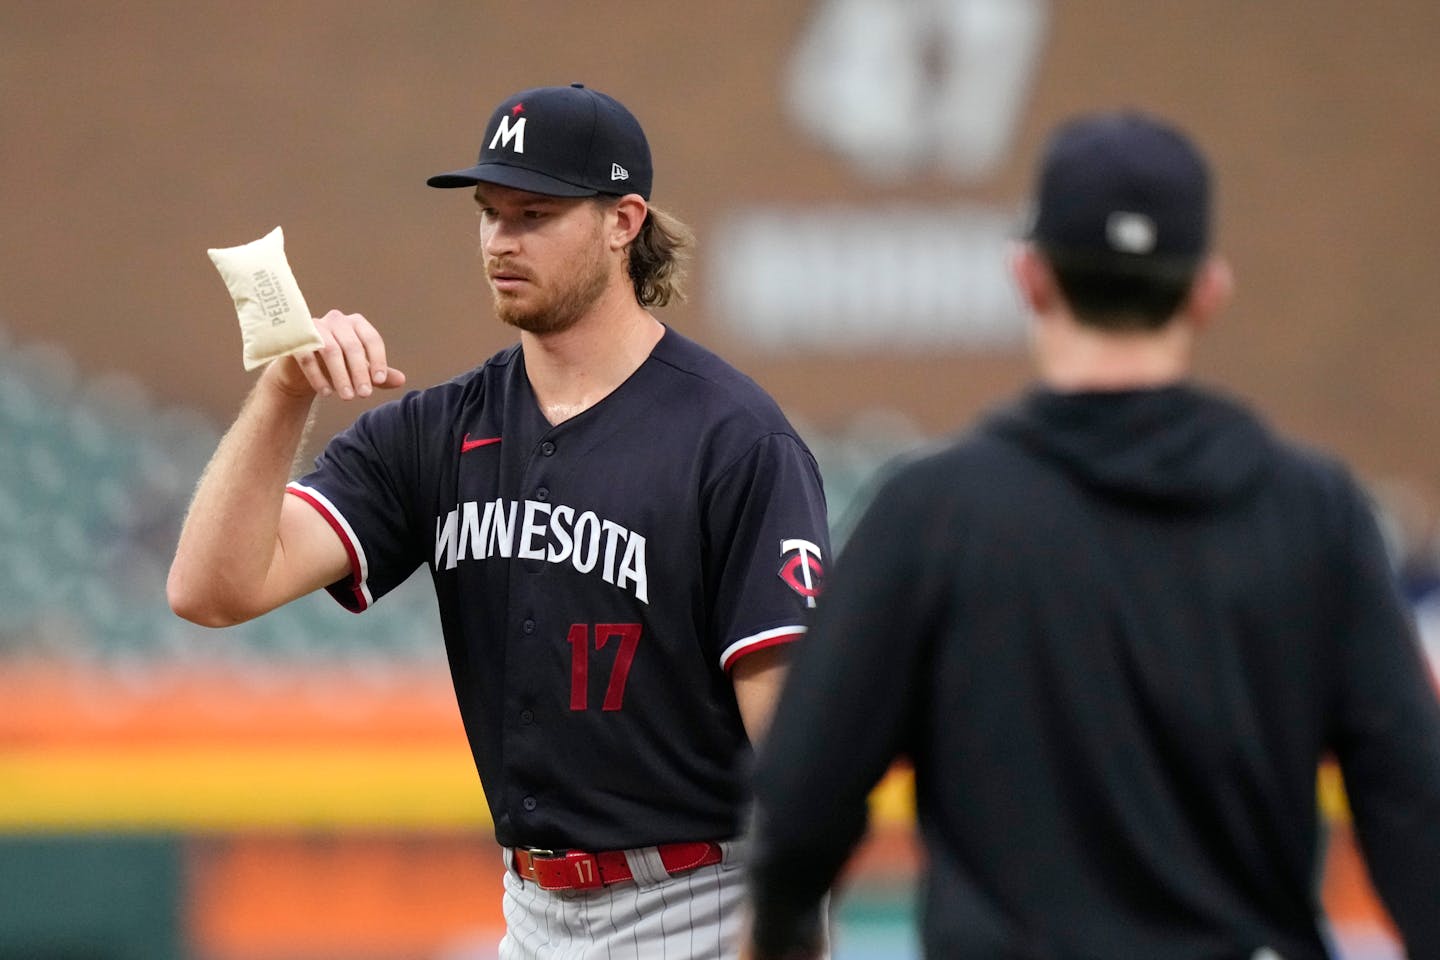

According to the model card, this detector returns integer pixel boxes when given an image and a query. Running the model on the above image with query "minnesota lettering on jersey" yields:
[434,499,649,604]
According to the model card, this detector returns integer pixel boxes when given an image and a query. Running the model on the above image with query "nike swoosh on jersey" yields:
[461,434,502,452]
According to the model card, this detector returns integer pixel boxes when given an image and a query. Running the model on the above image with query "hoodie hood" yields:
[984,384,1274,508]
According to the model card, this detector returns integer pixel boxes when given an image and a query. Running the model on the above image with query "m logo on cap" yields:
[489,115,527,154]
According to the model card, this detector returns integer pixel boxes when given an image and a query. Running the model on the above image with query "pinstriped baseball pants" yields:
[498,843,746,959]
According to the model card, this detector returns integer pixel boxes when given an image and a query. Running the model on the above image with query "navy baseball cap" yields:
[1028,111,1210,262]
[427,83,653,200]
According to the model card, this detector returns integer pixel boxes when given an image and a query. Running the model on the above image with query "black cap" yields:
[1029,111,1210,262]
[427,83,653,200]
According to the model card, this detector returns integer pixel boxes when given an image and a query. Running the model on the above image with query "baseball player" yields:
[169,83,830,959]
[744,112,1440,959]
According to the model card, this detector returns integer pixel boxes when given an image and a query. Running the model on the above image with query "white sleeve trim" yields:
[719,624,807,671]
[286,480,374,610]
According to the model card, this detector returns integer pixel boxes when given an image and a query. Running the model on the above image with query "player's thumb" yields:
[374,367,408,390]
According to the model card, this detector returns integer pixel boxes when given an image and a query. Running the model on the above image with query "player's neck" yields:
[1032,311,1194,392]
[521,297,664,426]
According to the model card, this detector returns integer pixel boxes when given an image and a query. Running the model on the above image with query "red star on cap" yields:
[511,102,524,115]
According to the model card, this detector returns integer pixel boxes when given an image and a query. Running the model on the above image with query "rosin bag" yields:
[207,226,323,371]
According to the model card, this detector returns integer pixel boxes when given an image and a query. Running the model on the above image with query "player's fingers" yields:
[312,329,356,402]
[313,309,374,400]
[330,321,375,399]
[376,367,408,390]
[292,350,334,398]
[351,315,395,389]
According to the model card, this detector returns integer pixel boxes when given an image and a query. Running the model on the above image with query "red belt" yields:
[511,841,723,891]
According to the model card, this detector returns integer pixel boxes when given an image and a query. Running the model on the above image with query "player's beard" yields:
[490,238,612,337]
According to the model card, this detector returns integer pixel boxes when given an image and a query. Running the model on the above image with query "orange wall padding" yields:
[187,832,507,960]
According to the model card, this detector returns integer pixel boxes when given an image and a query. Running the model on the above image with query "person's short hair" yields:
[625,204,693,307]
[1041,248,1200,331]
[1027,110,1210,330]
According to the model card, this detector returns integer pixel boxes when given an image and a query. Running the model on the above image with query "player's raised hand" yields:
[269,309,408,401]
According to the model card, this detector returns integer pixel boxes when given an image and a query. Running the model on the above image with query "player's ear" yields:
[1180,254,1233,330]
[607,194,648,251]
[1009,242,1060,315]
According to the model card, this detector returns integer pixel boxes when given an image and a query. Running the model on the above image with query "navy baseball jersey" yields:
[286,327,829,850]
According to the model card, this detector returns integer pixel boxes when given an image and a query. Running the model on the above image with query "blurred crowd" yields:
[0,326,927,684]
[1,323,1436,687]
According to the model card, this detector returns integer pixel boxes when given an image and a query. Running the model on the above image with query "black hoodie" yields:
[750,384,1440,960]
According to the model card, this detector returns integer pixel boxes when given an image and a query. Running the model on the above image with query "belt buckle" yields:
[515,847,553,884]
[519,847,604,891]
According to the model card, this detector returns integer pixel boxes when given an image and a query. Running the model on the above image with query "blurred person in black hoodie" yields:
[744,111,1440,960]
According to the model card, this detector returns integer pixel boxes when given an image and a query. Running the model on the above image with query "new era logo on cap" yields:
[1106,212,1157,254]
[426,83,654,200]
